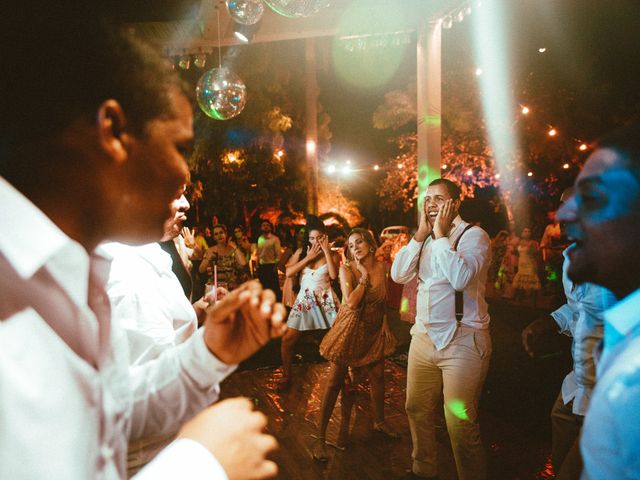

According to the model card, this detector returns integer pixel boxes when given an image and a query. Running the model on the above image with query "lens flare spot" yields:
[446,398,469,421]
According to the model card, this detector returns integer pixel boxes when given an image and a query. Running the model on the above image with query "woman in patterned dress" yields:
[199,224,247,291]
[312,229,397,461]
[278,218,340,391]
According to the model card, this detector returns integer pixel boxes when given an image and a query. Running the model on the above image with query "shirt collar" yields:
[0,176,71,279]
[604,288,640,339]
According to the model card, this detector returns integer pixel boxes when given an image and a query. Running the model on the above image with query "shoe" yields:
[373,421,400,439]
[310,436,329,462]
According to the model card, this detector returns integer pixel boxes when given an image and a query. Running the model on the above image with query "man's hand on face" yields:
[414,199,433,242]
[203,280,287,365]
[434,199,459,239]
[178,397,278,480]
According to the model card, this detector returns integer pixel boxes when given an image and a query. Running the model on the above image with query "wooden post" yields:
[416,20,442,218]
[305,37,319,214]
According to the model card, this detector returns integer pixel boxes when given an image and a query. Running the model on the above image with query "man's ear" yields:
[96,99,131,164]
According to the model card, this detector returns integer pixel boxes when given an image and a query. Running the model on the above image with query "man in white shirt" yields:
[391,178,492,480]
[556,124,640,480]
[522,188,616,480]
[103,190,208,474]
[0,4,285,480]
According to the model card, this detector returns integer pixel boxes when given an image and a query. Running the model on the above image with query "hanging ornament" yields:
[225,0,264,25]
[196,67,247,120]
[263,0,330,18]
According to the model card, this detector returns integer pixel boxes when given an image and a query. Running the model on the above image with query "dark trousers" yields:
[551,392,584,480]
[257,263,282,301]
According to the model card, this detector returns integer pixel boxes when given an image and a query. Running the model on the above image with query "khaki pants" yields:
[406,326,491,480]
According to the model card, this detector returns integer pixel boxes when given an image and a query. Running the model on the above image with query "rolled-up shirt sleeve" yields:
[551,303,575,336]
[390,238,425,284]
[134,438,228,480]
[127,328,237,441]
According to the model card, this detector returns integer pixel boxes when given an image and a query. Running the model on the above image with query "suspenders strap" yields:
[453,224,474,323]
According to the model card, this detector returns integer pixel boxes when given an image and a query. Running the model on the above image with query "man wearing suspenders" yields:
[391,178,492,480]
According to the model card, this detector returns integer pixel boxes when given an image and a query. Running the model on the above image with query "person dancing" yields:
[279,217,340,391]
[312,228,397,461]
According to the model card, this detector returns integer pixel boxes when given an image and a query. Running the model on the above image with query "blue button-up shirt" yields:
[580,288,640,480]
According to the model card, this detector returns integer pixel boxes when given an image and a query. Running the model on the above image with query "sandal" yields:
[310,436,329,462]
[373,422,400,439]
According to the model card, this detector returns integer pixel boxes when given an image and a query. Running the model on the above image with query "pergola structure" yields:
[128,0,467,214]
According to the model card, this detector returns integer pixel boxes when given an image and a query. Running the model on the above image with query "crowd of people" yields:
[2,4,640,480]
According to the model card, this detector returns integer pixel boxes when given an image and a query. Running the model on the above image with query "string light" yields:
[466,169,473,176]
[521,106,530,114]
[494,173,501,179]
[327,164,336,174]
[538,47,547,53]
[548,128,557,137]
[579,143,588,151]
[563,163,570,169]
[527,171,533,177]
[397,163,404,169]
[373,164,379,171]
[441,164,448,170]
[475,68,483,76]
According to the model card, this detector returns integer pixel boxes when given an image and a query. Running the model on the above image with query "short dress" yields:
[320,264,397,367]
[208,248,242,290]
[287,263,339,331]
[512,242,542,291]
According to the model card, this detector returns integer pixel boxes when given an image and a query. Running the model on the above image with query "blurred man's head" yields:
[557,124,640,298]
[0,3,192,249]
[161,189,190,242]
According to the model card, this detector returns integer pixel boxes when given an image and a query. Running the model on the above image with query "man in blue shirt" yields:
[557,124,640,480]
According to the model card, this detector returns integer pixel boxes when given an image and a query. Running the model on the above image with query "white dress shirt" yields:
[391,216,491,350]
[101,241,201,472]
[580,288,640,480]
[0,176,234,480]
[550,248,616,415]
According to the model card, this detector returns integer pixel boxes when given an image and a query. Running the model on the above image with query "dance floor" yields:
[220,300,570,479]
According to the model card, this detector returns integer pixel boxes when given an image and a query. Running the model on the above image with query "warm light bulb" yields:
[527,171,533,177]
[521,106,530,114]
[275,149,284,158]
[327,164,336,174]
[538,47,546,53]
[397,163,403,169]
[579,143,588,151]
[475,68,483,76]
[494,173,501,179]
[466,169,473,176]
[563,163,570,169]
[548,128,557,137]
[441,164,448,170]
[373,164,380,171]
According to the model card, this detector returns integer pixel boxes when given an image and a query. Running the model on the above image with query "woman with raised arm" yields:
[278,217,340,391]
[312,228,397,461]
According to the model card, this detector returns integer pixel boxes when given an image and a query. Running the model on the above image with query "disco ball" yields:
[263,0,330,18]
[196,67,247,121]
[225,0,264,26]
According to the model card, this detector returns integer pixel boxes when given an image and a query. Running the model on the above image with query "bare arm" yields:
[318,235,338,280]
[285,247,313,278]
[339,263,367,310]
[234,247,247,267]
[200,247,216,274]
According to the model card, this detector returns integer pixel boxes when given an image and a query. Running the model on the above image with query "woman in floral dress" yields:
[312,228,397,461]
[278,217,340,391]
